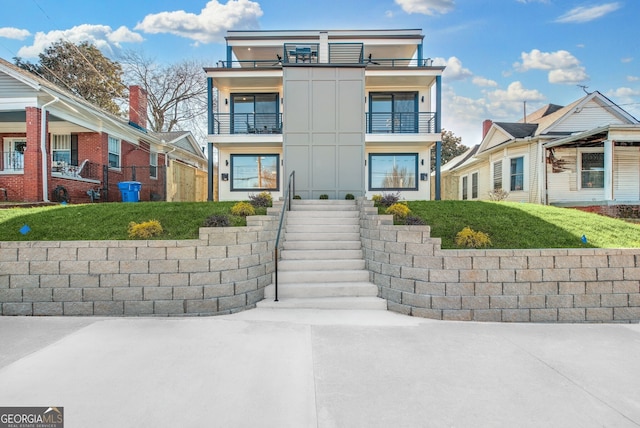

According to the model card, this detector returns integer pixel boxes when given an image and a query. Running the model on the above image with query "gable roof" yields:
[494,122,538,138]
[439,144,480,174]
[154,131,206,161]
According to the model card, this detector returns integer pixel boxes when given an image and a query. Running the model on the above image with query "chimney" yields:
[482,119,493,139]
[129,85,148,129]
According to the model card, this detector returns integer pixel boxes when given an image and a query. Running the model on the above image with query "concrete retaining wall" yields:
[0,216,277,316]
[358,199,640,323]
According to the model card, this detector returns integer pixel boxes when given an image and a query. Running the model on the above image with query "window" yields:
[108,136,121,168]
[2,138,26,172]
[369,92,418,133]
[493,160,502,190]
[581,151,604,188]
[52,135,71,165]
[471,172,478,199]
[510,157,524,191]
[462,176,468,200]
[369,153,418,190]
[230,154,279,191]
[231,93,280,134]
[150,152,158,179]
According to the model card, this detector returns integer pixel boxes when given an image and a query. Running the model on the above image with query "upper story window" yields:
[580,151,604,189]
[108,136,121,168]
[231,93,280,134]
[368,92,418,133]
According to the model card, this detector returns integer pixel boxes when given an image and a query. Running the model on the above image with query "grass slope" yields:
[407,201,640,249]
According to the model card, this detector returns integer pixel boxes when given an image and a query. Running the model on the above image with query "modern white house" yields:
[205,29,444,201]
[440,91,640,210]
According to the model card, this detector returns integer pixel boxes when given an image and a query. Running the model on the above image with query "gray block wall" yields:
[357,199,640,323]
[0,215,277,316]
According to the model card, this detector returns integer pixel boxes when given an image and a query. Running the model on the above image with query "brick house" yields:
[0,58,206,203]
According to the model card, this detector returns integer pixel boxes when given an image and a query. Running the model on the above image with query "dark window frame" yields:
[230,153,280,192]
[368,153,419,191]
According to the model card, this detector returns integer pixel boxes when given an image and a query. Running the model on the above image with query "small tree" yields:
[431,129,468,171]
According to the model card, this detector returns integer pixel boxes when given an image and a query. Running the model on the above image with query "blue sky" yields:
[0,0,638,146]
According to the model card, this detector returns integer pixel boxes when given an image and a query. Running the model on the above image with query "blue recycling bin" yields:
[118,181,141,202]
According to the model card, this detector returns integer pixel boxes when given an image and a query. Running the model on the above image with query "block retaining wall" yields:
[0,215,277,316]
[357,199,640,323]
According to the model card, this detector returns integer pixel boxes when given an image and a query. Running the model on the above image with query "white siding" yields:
[0,73,36,97]
[614,146,640,201]
[552,99,626,133]
[547,147,605,203]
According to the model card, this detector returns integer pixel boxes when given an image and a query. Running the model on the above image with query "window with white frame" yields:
[492,160,502,190]
[52,135,71,165]
[471,172,478,199]
[108,136,121,168]
[510,157,524,191]
[580,150,604,188]
[2,138,26,172]
[150,152,158,179]
[461,175,468,200]
[369,153,418,190]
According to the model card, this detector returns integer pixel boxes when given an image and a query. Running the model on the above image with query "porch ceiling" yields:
[365,71,438,88]
[209,70,283,92]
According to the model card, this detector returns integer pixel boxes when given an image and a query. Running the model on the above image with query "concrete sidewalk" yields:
[0,310,639,427]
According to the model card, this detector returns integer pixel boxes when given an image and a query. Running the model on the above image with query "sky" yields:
[0,0,639,147]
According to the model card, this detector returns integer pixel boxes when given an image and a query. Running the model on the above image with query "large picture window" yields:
[369,153,418,190]
[231,154,279,191]
[108,136,121,168]
[581,151,604,188]
[510,157,524,191]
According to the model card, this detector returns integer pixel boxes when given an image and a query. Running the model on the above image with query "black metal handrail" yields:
[366,112,436,134]
[210,113,283,135]
[273,170,295,302]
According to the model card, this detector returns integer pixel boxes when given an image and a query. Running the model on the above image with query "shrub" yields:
[345,193,355,200]
[379,192,401,208]
[455,227,492,248]
[230,201,255,217]
[248,191,273,208]
[203,214,230,227]
[403,215,427,226]
[128,219,163,239]
[371,194,382,206]
[293,195,302,200]
[319,194,329,200]
[385,203,411,219]
[488,188,510,201]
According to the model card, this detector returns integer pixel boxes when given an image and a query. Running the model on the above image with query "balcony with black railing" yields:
[366,112,437,134]
[210,113,283,135]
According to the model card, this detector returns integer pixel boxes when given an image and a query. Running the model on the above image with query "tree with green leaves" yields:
[15,40,126,115]
[431,129,468,171]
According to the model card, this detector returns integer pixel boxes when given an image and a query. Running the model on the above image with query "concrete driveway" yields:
[0,309,639,427]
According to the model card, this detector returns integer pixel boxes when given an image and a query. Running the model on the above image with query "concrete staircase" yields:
[258,200,386,310]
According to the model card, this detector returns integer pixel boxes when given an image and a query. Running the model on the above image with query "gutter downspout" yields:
[41,97,59,202]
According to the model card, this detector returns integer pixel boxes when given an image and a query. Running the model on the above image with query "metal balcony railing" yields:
[366,112,437,134]
[210,113,283,135]
[1,151,24,172]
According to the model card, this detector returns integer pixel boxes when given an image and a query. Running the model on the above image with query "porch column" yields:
[604,139,613,201]
[24,107,44,202]
[434,75,442,200]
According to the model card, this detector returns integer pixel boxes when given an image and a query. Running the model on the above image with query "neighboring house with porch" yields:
[440,91,640,210]
[0,58,206,203]
[205,29,444,201]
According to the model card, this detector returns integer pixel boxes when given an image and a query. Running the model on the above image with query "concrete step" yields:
[277,269,370,283]
[281,249,363,260]
[286,217,359,225]
[278,259,365,271]
[286,224,360,233]
[287,210,359,218]
[291,205,357,212]
[285,232,360,241]
[264,282,378,299]
[257,296,387,310]
[282,241,362,251]
[292,200,356,205]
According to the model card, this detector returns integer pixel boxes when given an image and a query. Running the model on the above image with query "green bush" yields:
[455,226,492,248]
[128,219,163,239]
[203,214,230,227]
[403,215,427,226]
[345,193,355,200]
[385,203,411,219]
[248,191,273,208]
[230,201,255,217]
[293,195,302,200]
[319,194,329,200]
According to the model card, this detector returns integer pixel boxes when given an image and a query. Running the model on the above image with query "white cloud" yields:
[608,87,640,98]
[135,0,263,44]
[621,57,633,63]
[606,87,640,119]
[472,76,498,87]
[514,49,589,84]
[0,27,31,40]
[394,0,455,15]
[433,56,472,80]
[627,76,639,82]
[16,24,143,58]
[555,2,621,23]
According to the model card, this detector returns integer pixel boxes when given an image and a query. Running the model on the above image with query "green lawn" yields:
[1,200,639,249]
